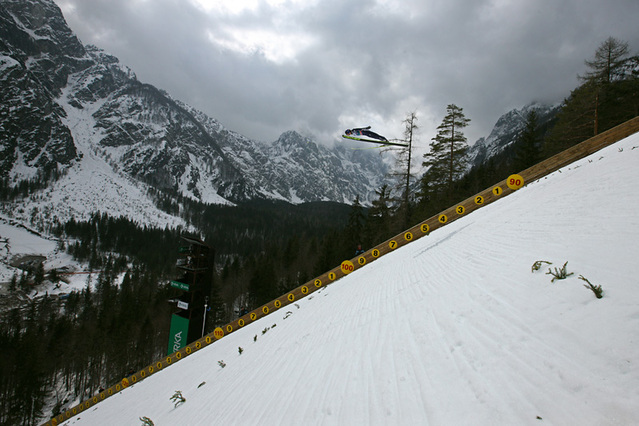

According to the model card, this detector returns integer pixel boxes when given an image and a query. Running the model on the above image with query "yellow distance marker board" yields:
[341,260,355,274]
[213,327,224,340]
[507,174,525,190]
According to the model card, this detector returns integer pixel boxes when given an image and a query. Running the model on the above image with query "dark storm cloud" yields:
[56,0,639,146]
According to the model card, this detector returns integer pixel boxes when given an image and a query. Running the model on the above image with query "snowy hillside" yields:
[3,83,191,231]
[0,216,91,293]
[63,133,639,425]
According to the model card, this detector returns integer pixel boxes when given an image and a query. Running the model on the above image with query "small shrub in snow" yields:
[140,416,154,425]
[546,261,573,282]
[531,260,552,272]
[579,275,603,299]
[238,346,243,355]
[170,390,186,407]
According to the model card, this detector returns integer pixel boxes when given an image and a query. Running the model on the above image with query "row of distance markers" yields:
[45,174,524,426]
[212,174,525,338]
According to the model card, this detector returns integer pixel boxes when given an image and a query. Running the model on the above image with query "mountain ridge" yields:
[466,102,561,169]
[0,0,391,216]
[1,0,561,232]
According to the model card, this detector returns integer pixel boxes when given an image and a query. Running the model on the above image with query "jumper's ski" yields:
[342,134,409,147]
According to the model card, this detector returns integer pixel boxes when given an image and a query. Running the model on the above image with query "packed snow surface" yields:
[67,134,639,425]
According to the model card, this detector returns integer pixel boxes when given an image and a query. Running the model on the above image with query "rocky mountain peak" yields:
[0,0,392,213]
[466,102,561,169]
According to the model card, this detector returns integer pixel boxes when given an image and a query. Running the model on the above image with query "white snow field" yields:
[66,133,639,426]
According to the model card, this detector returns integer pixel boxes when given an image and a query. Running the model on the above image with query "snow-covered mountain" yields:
[467,102,561,168]
[1,0,570,231]
[63,129,639,426]
[0,0,390,218]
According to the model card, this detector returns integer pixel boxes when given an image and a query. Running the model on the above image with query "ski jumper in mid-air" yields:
[344,126,388,141]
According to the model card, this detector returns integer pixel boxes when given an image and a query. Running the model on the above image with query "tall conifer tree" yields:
[392,112,418,229]
[546,37,637,155]
[513,110,541,171]
[345,195,365,250]
[580,37,630,84]
[422,104,470,196]
[365,185,393,244]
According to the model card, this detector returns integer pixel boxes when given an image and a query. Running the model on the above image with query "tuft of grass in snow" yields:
[546,261,574,282]
[139,416,154,426]
[531,260,552,272]
[579,275,604,299]
[170,391,186,408]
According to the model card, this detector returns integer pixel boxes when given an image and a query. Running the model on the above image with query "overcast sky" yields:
[55,0,639,147]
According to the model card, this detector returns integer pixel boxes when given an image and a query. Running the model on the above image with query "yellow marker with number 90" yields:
[507,174,525,190]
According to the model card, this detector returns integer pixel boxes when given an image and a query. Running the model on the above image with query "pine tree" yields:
[513,110,542,171]
[18,272,29,292]
[392,112,418,229]
[422,104,470,197]
[33,262,44,286]
[248,256,277,308]
[365,185,393,244]
[207,280,227,327]
[580,37,630,84]
[345,195,365,252]
[9,274,17,292]
[579,37,632,135]
[546,37,638,155]
[313,231,338,276]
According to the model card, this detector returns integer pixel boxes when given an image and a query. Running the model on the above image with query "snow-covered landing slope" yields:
[68,134,639,426]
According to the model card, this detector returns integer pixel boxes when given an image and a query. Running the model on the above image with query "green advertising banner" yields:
[170,280,190,291]
[167,314,190,355]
